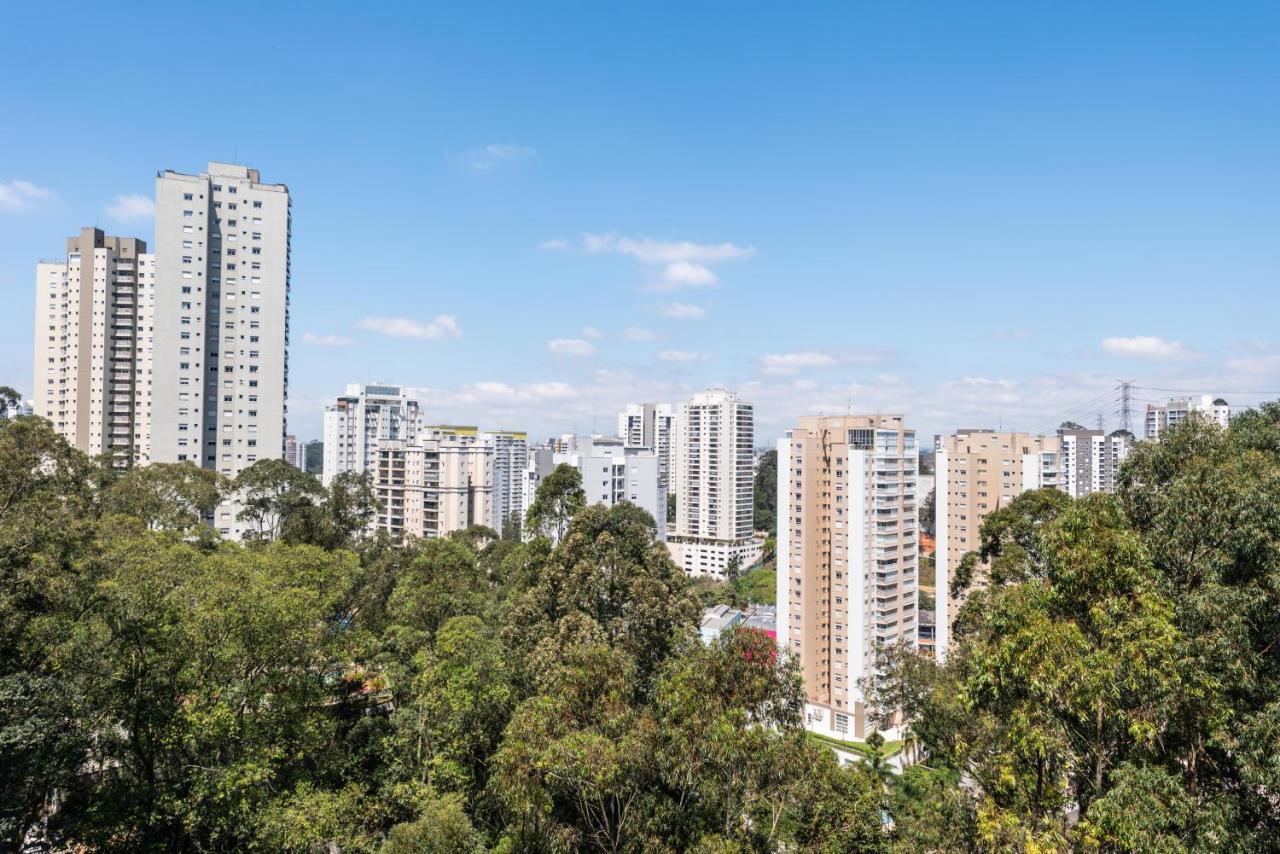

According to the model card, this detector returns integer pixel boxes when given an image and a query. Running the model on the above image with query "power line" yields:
[1023,387,1121,436]
[1131,384,1280,397]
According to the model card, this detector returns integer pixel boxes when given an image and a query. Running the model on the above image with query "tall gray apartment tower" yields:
[149,163,291,537]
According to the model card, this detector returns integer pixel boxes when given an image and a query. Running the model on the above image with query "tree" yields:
[386,615,513,801]
[752,449,776,536]
[503,502,698,696]
[0,386,20,420]
[920,487,935,537]
[103,462,225,533]
[725,554,743,583]
[524,463,586,542]
[234,458,326,542]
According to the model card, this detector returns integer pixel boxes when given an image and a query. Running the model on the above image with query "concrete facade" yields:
[778,415,920,740]
[372,426,494,541]
[668,389,760,578]
[933,431,1062,660]
[1145,395,1230,439]
[322,382,421,486]
[33,228,154,466]
[149,163,291,538]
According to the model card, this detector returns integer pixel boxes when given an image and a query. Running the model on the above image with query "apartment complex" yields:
[32,228,155,466]
[372,426,494,540]
[1145,395,1230,439]
[667,389,761,577]
[284,434,305,470]
[1058,426,1133,498]
[486,430,529,538]
[933,431,1062,659]
[322,383,421,485]
[777,415,920,740]
[522,435,666,540]
[618,402,677,495]
[147,162,291,537]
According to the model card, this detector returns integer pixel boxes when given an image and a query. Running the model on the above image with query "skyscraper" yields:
[618,402,677,495]
[483,430,529,538]
[33,228,155,466]
[667,389,760,577]
[149,163,291,538]
[777,415,919,740]
[933,430,1062,659]
[323,382,421,485]
[284,434,305,470]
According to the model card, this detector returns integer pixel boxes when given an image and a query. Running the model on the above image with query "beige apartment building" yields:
[777,415,920,741]
[933,430,1062,659]
[373,426,494,541]
[33,228,155,466]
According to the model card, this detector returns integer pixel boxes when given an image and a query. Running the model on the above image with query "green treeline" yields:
[0,417,883,852]
[2,401,1279,851]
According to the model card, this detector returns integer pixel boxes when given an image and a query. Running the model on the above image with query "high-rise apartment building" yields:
[667,389,760,577]
[1145,395,1230,439]
[484,430,529,537]
[149,163,291,538]
[33,228,155,466]
[322,383,421,485]
[776,415,919,740]
[521,435,666,541]
[372,426,494,541]
[618,402,677,494]
[284,434,305,470]
[934,431,1062,659]
[1058,426,1133,498]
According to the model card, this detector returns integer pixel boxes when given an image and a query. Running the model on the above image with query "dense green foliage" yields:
[753,449,777,536]
[871,409,1280,851]
[0,414,890,852]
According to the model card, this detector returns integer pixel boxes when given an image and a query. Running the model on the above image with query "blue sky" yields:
[2,1,1278,443]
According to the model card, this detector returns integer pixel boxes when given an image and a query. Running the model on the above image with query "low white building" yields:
[520,435,666,540]
[1145,395,1230,439]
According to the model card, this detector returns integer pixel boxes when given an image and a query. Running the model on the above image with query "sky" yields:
[2,1,1278,444]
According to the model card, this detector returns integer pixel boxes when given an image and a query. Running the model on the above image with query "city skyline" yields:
[4,3,1280,445]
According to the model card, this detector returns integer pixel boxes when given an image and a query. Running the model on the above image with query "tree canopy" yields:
[0,414,892,852]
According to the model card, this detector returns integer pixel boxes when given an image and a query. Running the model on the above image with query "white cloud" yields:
[658,260,717,289]
[759,351,838,375]
[548,338,596,357]
[624,326,657,341]
[0,179,54,213]
[466,143,537,170]
[660,302,707,319]
[358,315,462,340]
[104,193,155,221]
[657,349,709,363]
[581,326,603,339]
[757,347,889,376]
[542,233,756,291]
[302,332,354,348]
[1101,336,1198,360]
